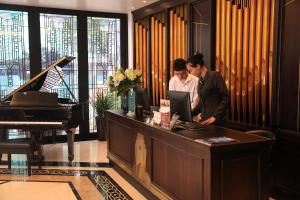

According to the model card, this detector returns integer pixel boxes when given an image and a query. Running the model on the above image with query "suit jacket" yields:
[192,70,229,121]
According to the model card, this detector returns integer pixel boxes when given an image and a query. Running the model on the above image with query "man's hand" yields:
[201,117,216,125]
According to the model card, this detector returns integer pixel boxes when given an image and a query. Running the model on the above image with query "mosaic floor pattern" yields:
[0,168,132,200]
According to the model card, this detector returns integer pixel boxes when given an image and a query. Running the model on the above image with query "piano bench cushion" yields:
[0,143,32,154]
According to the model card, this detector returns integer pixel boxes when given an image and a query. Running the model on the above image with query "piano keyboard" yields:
[0,121,63,125]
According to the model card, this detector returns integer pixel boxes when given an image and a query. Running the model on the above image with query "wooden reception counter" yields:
[106,110,271,200]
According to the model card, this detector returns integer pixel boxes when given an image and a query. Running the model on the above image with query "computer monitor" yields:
[135,87,150,111]
[167,90,193,122]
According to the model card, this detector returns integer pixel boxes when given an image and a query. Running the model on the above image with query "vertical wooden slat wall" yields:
[134,18,149,89]
[134,5,187,106]
[215,0,275,126]
[169,4,187,78]
[150,13,167,106]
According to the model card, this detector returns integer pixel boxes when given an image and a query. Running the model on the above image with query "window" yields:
[40,13,78,100]
[88,17,121,132]
[0,10,29,99]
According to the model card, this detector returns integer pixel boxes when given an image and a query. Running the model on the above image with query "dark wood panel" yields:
[132,0,185,20]
[190,0,214,68]
[28,10,41,78]
[77,14,89,135]
[108,120,133,166]
[152,139,204,200]
[272,135,300,196]
[274,1,300,196]
[221,156,259,200]
[278,0,300,131]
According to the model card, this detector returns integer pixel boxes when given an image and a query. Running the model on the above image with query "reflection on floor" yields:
[0,141,147,200]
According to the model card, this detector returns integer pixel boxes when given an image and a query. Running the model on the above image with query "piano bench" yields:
[0,142,32,176]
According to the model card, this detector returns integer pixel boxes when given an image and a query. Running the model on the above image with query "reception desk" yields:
[106,110,271,200]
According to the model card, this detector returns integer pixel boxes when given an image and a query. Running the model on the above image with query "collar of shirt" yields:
[175,74,194,85]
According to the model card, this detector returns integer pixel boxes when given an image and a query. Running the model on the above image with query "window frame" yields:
[0,3,128,140]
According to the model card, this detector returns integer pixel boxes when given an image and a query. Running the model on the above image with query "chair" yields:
[0,142,33,175]
[246,130,276,150]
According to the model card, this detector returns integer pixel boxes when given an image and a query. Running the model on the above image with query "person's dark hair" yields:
[173,58,187,71]
[187,53,205,67]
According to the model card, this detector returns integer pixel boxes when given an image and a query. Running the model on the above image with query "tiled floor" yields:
[0,140,147,200]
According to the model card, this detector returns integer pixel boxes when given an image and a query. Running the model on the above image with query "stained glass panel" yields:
[88,17,121,132]
[40,13,78,100]
[0,10,29,99]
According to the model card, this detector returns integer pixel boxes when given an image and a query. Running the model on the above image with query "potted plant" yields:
[92,91,113,141]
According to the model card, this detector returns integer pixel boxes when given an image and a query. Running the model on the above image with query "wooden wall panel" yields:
[230,4,237,120]
[236,7,243,122]
[261,0,271,126]
[170,10,174,77]
[134,18,149,89]
[225,0,232,90]
[169,4,187,79]
[135,22,140,71]
[216,0,275,126]
[268,0,275,122]
[255,0,263,125]
[216,0,221,72]
[154,19,159,104]
[242,5,250,123]
[148,13,168,106]
[248,0,257,124]
[151,17,155,104]
[190,0,214,69]
[220,0,226,77]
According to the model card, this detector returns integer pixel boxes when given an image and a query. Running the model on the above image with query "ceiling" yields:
[0,0,159,13]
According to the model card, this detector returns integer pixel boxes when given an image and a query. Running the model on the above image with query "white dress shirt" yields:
[169,74,199,109]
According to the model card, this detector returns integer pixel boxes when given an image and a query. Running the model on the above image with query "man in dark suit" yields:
[187,53,229,125]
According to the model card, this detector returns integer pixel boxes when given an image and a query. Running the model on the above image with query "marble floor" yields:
[0,140,147,200]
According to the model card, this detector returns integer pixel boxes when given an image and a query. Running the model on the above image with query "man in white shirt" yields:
[169,58,199,109]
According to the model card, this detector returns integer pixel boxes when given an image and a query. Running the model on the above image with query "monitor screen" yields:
[135,87,150,111]
[167,90,193,122]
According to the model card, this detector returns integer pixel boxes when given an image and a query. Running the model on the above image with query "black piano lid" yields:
[2,56,75,102]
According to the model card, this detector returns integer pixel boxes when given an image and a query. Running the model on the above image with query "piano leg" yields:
[67,129,75,163]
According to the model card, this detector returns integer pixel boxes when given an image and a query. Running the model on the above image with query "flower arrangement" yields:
[107,69,142,96]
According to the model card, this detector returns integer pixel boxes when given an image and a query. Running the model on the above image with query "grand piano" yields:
[0,56,83,162]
